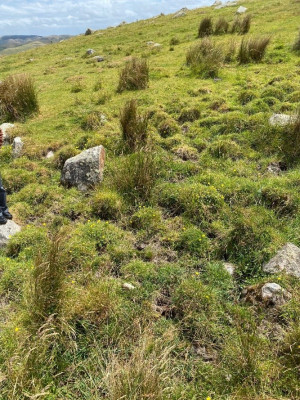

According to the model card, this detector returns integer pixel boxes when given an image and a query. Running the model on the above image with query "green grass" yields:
[0,0,300,398]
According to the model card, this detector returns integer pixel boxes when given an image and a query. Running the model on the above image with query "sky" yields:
[0,0,214,37]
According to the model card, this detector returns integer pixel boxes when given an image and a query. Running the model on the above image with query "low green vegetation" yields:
[0,0,300,398]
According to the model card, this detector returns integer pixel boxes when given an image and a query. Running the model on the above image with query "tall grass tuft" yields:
[238,36,270,63]
[112,146,160,202]
[0,73,38,121]
[240,15,252,34]
[120,99,149,151]
[28,233,66,326]
[214,17,229,35]
[198,17,213,38]
[186,38,223,78]
[117,57,149,92]
[231,15,251,34]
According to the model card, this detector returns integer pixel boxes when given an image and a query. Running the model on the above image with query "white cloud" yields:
[0,0,213,36]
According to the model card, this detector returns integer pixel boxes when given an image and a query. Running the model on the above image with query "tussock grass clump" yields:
[28,234,66,325]
[292,30,300,51]
[186,38,223,78]
[120,99,149,151]
[0,74,38,121]
[117,57,149,92]
[112,147,160,202]
[214,17,229,35]
[198,17,213,38]
[238,37,271,63]
[231,15,251,34]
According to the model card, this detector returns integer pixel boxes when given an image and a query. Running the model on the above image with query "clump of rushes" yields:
[214,17,229,35]
[238,36,271,63]
[120,99,149,151]
[28,233,66,326]
[198,17,213,38]
[117,57,149,92]
[186,38,223,78]
[0,73,38,121]
[231,15,251,34]
[240,15,251,34]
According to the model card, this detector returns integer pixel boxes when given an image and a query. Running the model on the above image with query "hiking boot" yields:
[2,208,12,220]
[0,211,7,225]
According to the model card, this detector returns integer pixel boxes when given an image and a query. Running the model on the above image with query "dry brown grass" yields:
[117,57,149,92]
[0,73,38,121]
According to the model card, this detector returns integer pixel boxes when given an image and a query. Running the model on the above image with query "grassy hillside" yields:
[0,0,300,398]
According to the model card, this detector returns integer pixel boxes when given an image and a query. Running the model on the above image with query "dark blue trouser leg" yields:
[0,176,6,209]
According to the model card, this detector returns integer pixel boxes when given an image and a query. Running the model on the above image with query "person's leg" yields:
[0,176,12,221]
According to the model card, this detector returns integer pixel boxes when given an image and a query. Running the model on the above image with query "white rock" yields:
[122,283,136,290]
[269,113,294,127]
[0,123,14,144]
[0,220,21,248]
[12,137,24,158]
[46,151,54,159]
[261,283,283,299]
[152,43,162,48]
[263,243,300,278]
[223,262,236,276]
[61,145,105,191]
[237,6,247,13]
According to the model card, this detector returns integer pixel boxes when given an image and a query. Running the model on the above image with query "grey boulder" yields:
[92,56,105,62]
[86,49,95,55]
[61,145,105,191]
[263,243,300,278]
[0,220,21,248]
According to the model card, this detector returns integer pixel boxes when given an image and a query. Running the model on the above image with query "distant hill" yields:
[0,34,72,55]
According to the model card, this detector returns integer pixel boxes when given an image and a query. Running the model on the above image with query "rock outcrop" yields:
[0,220,21,248]
[263,243,300,278]
[237,6,247,13]
[61,145,105,191]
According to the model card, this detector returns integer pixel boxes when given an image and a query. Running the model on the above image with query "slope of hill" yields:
[0,35,72,55]
[0,0,300,398]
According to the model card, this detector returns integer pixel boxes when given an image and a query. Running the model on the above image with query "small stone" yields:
[263,243,300,278]
[46,151,54,159]
[261,283,291,306]
[223,262,236,276]
[122,283,136,290]
[86,49,95,55]
[12,137,24,158]
[0,220,21,248]
[92,56,105,62]
[147,41,155,46]
[267,162,282,175]
[237,6,248,13]
[269,113,295,127]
